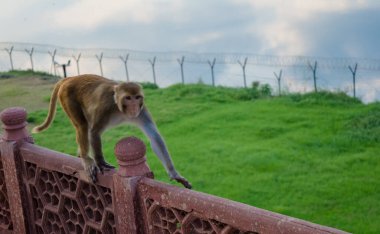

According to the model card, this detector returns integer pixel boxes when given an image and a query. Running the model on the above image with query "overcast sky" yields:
[2,0,380,58]
[1,0,380,102]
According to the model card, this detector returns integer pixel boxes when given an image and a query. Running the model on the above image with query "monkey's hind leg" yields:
[77,126,100,182]
[61,99,100,183]
[90,128,115,172]
[76,125,101,183]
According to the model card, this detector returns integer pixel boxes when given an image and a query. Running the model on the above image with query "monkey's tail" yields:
[32,82,61,133]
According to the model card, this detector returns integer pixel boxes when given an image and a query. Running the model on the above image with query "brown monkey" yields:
[32,74,191,189]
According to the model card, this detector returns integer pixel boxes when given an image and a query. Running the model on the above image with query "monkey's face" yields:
[122,94,144,118]
[114,83,144,118]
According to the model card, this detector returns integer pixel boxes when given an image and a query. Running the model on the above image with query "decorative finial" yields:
[0,107,33,143]
[114,136,153,178]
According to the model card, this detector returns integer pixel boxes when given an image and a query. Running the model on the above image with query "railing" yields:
[0,107,349,234]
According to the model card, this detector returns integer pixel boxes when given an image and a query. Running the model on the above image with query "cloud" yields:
[236,0,377,55]
[50,0,185,30]
[240,0,370,19]
[187,32,223,46]
[354,74,380,103]
[256,21,306,55]
[298,8,380,58]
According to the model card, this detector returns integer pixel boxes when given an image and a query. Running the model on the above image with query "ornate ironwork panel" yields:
[0,155,13,231]
[144,198,258,234]
[23,161,116,233]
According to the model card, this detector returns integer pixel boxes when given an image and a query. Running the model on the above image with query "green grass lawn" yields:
[1,72,379,233]
[0,70,59,112]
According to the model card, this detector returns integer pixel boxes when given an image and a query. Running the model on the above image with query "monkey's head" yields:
[113,82,144,118]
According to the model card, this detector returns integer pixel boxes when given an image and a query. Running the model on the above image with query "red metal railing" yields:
[20,143,116,233]
[0,107,349,234]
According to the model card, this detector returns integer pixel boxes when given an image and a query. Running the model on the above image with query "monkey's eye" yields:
[135,95,143,100]
[125,96,132,100]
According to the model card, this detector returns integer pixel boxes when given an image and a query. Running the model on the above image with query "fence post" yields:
[348,63,358,98]
[0,107,34,233]
[112,136,154,234]
[72,53,81,75]
[25,48,34,71]
[4,46,14,71]
[149,56,157,85]
[96,52,104,76]
[177,56,185,84]
[120,54,130,82]
[238,57,248,88]
[55,60,71,78]
[208,58,216,86]
[48,49,57,76]
[308,60,318,92]
[274,69,283,96]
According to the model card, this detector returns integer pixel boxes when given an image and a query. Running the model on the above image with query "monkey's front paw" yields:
[82,158,100,183]
[96,159,115,173]
[171,175,192,189]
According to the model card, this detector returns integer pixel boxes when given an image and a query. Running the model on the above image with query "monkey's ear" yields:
[113,85,118,104]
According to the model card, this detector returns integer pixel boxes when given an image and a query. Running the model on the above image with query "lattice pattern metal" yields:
[145,198,258,234]
[23,161,116,233]
[0,157,13,231]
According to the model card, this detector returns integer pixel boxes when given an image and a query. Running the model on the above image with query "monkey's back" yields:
[59,74,116,90]
[57,74,118,116]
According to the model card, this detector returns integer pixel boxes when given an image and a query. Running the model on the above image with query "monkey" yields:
[32,74,191,189]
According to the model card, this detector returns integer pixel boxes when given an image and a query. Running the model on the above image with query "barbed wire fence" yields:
[1,42,380,102]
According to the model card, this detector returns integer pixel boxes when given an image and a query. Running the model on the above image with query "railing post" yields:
[112,136,153,234]
[0,107,34,233]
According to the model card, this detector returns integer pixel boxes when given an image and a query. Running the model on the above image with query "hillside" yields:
[1,71,380,233]
[0,70,59,112]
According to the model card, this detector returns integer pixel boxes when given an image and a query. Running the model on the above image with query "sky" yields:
[2,0,380,56]
[1,0,380,101]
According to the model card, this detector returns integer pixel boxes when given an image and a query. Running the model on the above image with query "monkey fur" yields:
[32,74,191,189]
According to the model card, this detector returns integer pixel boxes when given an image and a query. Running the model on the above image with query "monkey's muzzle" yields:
[125,102,142,118]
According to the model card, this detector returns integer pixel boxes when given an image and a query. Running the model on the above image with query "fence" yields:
[1,42,380,102]
[0,106,349,234]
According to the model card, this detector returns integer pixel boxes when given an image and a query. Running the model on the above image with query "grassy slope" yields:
[1,73,379,233]
[0,70,59,112]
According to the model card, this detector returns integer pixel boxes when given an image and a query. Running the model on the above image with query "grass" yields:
[0,70,59,112]
[1,71,380,233]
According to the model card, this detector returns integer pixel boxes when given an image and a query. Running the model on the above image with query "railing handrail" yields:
[138,178,348,234]
[19,142,115,187]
